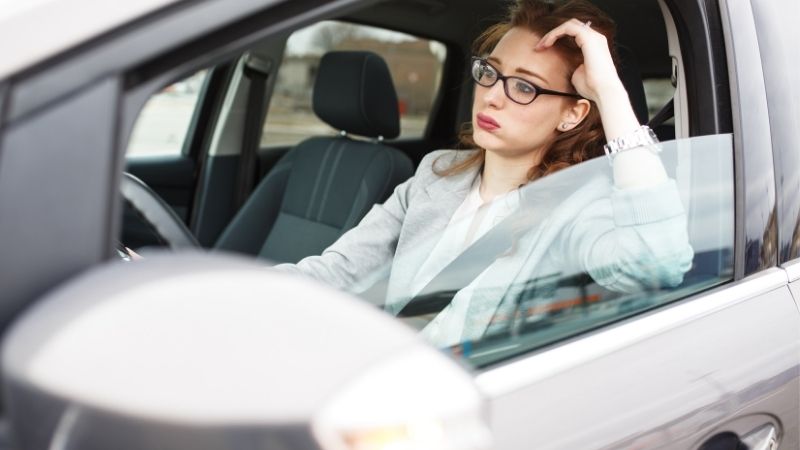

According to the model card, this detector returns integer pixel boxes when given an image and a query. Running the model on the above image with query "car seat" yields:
[616,45,676,141]
[617,45,650,126]
[214,51,414,263]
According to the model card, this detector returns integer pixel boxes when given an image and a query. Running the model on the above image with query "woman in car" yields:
[279,0,693,347]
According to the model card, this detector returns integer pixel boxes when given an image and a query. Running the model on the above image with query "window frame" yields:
[717,0,777,277]
[748,0,800,265]
[468,0,741,370]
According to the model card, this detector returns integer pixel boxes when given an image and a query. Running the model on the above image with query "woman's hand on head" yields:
[535,18,641,140]
[535,18,626,106]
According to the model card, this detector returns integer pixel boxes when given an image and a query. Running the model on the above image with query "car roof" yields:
[0,0,181,79]
[352,0,670,78]
[0,0,671,83]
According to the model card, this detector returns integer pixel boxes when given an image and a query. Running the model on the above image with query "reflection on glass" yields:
[359,135,734,368]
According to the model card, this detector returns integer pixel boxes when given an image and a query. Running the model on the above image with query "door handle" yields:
[741,424,778,450]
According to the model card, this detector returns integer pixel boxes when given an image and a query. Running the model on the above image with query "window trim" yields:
[476,268,787,392]
[718,0,777,277]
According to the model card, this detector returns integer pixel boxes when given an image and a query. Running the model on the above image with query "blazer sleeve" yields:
[275,174,414,293]
[560,177,695,294]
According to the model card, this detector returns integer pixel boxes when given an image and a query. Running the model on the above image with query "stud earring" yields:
[561,123,568,130]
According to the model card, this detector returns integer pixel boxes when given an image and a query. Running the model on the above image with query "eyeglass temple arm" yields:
[538,87,584,99]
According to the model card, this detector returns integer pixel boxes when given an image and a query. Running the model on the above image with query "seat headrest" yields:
[313,51,400,139]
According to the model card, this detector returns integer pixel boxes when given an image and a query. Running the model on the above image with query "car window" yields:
[643,78,674,120]
[359,135,734,367]
[127,70,208,157]
[261,21,446,148]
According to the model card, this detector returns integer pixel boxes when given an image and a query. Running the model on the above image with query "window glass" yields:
[261,21,446,147]
[359,135,734,368]
[127,70,208,157]
[643,78,675,120]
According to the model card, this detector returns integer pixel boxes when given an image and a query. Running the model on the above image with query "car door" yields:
[0,0,306,320]
[386,125,797,449]
[454,0,800,448]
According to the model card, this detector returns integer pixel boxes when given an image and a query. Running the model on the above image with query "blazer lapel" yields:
[417,150,481,236]
[385,165,479,312]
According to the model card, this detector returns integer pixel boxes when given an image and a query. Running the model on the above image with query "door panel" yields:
[478,270,800,449]
[0,77,121,324]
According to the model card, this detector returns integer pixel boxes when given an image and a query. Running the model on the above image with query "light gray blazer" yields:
[280,149,694,341]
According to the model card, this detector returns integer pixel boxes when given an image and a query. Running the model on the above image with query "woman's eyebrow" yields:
[515,67,549,85]
[486,55,548,85]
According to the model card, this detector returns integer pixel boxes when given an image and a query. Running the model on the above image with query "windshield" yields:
[357,135,734,368]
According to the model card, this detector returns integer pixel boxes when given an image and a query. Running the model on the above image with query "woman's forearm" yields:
[596,82,668,189]
[595,81,640,140]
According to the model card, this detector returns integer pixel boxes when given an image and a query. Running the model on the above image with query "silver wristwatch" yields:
[603,125,660,158]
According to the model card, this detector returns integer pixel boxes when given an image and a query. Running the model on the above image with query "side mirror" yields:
[2,253,492,450]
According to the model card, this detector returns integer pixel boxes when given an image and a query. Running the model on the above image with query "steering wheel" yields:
[120,172,200,250]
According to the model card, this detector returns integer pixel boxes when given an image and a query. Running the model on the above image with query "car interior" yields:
[121,0,682,261]
[117,0,743,359]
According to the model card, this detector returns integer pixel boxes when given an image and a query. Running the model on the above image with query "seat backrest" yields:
[616,45,677,141]
[616,45,649,125]
[214,51,413,263]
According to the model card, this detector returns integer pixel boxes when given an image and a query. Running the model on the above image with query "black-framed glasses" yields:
[471,57,583,105]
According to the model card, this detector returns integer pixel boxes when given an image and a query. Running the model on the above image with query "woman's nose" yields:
[482,80,505,107]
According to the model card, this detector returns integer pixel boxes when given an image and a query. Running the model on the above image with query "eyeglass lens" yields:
[471,59,538,104]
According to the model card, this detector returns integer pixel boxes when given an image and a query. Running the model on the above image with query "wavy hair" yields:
[437,0,618,180]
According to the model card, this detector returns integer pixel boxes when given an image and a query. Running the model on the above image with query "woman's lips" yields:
[476,113,500,131]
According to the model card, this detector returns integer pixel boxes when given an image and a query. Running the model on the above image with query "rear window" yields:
[261,21,447,148]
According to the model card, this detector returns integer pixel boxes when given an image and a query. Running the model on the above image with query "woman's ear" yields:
[558,99,592,131]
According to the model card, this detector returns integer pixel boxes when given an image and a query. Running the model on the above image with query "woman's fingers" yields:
[535,18,621,102]
[536,18,597,49]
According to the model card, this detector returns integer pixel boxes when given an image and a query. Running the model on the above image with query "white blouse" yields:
[412,176,521,347]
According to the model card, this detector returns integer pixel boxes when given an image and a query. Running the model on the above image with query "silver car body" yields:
[0,0,798,448]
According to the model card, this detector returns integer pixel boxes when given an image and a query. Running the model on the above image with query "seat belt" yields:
[234,54,272,210]
[647,56,677,130]
[648,98,674,129]
[396,219,514,317]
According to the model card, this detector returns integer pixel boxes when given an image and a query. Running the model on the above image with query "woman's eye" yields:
[513,80,535,94]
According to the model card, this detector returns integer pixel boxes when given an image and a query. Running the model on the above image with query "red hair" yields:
[438,0,617,180]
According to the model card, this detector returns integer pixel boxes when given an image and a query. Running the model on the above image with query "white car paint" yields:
[0,0,180,78]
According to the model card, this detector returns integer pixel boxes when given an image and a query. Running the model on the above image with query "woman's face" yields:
[472,27,576,161]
